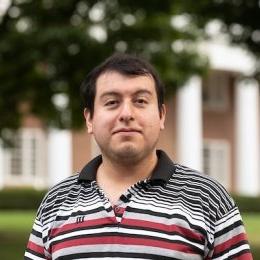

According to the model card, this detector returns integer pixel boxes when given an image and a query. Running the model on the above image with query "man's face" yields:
[84,71,166,164]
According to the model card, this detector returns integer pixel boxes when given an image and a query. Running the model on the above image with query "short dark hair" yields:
[80,53,165,118]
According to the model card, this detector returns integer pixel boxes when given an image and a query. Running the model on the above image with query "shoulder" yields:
[45,174,80,199]
[37,174,81,217]
[170,163,236,218]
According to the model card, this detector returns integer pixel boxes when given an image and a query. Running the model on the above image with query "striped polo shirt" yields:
[25,150,252,259]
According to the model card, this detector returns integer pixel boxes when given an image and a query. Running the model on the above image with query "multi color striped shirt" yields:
[25,150,252,259]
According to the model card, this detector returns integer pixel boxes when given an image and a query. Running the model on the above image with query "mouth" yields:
[112,128,142,135]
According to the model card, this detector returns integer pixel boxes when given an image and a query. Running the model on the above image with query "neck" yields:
[96,150,158,205]
[97,150,158,186]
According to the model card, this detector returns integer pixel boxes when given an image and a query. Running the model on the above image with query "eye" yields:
[104,99,119,107]
[135,98,148,105]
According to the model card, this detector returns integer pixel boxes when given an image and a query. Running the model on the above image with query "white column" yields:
[0,141,4,189]
[47,129,72,188]
[176,76,203,171]
[235,79,260,196]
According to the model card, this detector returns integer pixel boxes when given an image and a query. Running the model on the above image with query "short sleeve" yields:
[209,206,253,259]
[24,216,48,260]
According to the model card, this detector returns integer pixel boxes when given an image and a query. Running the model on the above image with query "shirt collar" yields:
[78,149,175,184]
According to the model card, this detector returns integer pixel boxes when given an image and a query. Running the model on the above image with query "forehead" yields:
[95,71,156,97]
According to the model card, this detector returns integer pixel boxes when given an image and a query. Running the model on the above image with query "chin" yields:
[112,145,142,162]
[101,142,156,164]
[117,145,139,157]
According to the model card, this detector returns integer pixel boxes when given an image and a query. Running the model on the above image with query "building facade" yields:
[0,40,259,196]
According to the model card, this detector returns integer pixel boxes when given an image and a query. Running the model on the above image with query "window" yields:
[3,128,47,187]
[203,140,230,190]
[10,135,22,176]
[203,71,230,111]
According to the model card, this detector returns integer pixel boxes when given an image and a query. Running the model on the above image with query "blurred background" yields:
[0,0,259,259]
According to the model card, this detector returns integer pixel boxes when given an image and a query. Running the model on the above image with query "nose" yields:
[119,101,134,123]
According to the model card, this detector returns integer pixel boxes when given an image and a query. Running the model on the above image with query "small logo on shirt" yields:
[76,216,85,224]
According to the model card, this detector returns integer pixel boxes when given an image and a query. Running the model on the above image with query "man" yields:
[25,53,252,259]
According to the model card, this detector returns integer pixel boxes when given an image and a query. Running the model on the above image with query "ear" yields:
[159,104,166,130]
[84,108,93,134]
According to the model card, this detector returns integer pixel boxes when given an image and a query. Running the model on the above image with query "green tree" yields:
[0,0,206,136]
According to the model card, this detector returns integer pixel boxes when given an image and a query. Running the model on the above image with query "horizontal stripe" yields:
[52,244,202,260]
[122,218,204,242]
[214,233,248,255]
[27,241,45,255]
[25,247,45,259]
[52,236,202,254]
[214,244,252,260]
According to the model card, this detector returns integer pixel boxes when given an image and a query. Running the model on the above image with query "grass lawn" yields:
[242,213,260,258]
[243,213,260,244]
[0,211,259,259]
[0,210,36,260]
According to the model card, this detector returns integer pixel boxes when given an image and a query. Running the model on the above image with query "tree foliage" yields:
[1,1,260,136]
[0,0,207,135]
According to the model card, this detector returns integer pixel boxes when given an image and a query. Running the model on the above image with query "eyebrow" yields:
[99,89,153,99]
[99,91,120,99]
[134,89,153,96]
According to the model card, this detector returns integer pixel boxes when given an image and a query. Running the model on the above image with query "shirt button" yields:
[114,207,120,213]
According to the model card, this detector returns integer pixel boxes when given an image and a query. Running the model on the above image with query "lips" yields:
[112,128,142,135]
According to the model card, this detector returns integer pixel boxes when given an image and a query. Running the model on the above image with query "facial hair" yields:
[98,136,158,166]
